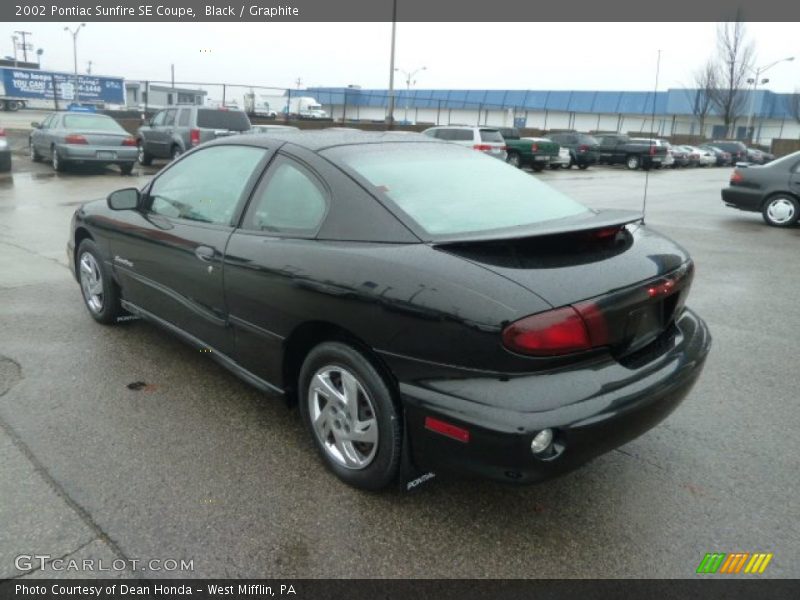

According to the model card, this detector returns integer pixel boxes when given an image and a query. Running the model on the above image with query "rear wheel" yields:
[532,163,545,172]
[171,145,183,161]
[578,163,589,170]
[76,239,125,325]
[626,155,641,170]
[506,152,521,168]
[52,146,67,172]
[137,141,153,166]
[119,163,134,176]
[298,341,402,490]
[762,195,799,227]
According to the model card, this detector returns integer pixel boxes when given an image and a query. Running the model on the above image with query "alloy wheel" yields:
[79,252,104,313]
[307,365,378,470]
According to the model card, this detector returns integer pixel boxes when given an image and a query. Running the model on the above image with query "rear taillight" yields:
[190,129,201,146]
[730,170,744,184]
[472,144,493,152]
[121,137,137,146]
[649,145,656,156]
[502,306,593,356]
[531,143,539,152]
[64,134,87,145]
[578,144,589,153]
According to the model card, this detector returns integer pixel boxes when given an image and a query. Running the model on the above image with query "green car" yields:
[497,127,559,172]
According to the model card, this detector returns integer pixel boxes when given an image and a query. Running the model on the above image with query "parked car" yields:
[496,128,558,171]
[136,106,252,165]
[710,140,747,164]
[422,126,507,161]
[721,150,800,227]
[593,133,667,170]
[547,132,599,169]
[688,146,716,167]
[678,145,700,167]
[0,128,11,173]
[745,147,766,165]
[550,145,571,170]
[67,131,710,490]
[630,138,674,168]
[250,124,300,134]
[699,145,731,167]
[30,111,137,175]
[669,145,690,168]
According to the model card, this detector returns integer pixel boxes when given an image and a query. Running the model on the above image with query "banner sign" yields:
[0,68,124,104]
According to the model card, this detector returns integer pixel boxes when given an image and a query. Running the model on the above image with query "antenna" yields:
[642,49,661,224]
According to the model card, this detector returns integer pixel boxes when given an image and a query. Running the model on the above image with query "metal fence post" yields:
[285,88,291,122]
[222,84,227,106]
[436,99,441,125]
[144,81,149,113]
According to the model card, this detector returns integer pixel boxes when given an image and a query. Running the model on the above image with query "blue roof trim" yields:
[308,87,798,118]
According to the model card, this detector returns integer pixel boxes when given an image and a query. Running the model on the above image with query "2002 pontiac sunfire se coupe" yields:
[68,131,711,490]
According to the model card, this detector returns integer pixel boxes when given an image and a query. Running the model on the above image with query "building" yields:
[308,87,800,144]
[125,81,207,110]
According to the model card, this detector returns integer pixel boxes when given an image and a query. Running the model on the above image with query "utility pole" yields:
[745,56,794,143]
[171,64,175,88]
[14,31,32,62]
[11,35,18,67]
[395,66,426,124]
[64,24,86,104]
[295,77,302,89]
[87,60,92,75]
[386,0,397,129]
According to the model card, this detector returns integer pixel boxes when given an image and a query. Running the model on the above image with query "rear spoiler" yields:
[431,209,644,245]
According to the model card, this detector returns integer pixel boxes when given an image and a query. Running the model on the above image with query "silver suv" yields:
[422,125,507,160]
[136,106,251,165]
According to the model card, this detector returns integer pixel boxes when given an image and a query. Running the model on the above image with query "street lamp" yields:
[395,66,426,124]
[64,23,86,104]
[744,56,794,143]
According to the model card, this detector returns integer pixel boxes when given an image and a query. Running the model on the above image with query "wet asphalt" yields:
[0,142,798,579]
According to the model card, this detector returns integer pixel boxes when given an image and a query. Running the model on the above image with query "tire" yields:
[0,153,10,173]
[76,239,125,325]
[578,163,589,170]
[626,155,641,170]
[564,156,573,169]
[137,141,153,166]
[506,152,521,168]
[119,162,134,176]
[532,163,545,173]
[549,163,561,170]
[761,194,800,228]
[298,341,402,491]
[171,145,183,161]
[30,140,42,162]
[52,146,67,172]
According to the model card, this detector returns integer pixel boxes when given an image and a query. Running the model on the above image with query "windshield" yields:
[196,109,251,131]
[62,114,126,132]
[326,143,589,237]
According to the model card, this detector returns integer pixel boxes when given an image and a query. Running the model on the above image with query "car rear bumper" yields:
[58,144,137,163]
[573,151,598,166]
[721,187,763,212]
[392,308,711,484]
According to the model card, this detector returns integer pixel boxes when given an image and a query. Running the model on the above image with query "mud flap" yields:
[398,416,437,492]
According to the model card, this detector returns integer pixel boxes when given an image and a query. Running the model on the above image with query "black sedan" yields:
[721,150,800,227]
[68,131,711,490]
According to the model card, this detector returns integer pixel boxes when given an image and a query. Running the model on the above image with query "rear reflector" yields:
[424,417,470,443]
[64,134,87,145]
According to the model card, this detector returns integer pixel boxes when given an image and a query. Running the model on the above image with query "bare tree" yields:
[689,61,717,138]
[708,15,755,138]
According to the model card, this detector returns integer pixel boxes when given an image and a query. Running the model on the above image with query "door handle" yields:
[194,245,215,262]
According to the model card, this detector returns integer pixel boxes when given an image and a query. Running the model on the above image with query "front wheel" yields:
[30,140,42,162]
[76,239,125,324]
[505,152,521,168]
[762,195,799,227]
[299,342,402,490]
[626,155,641,170]
[137,142,153,166]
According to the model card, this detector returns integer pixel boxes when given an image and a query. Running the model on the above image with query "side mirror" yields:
[107,188,140,211]
[31,122,41,129]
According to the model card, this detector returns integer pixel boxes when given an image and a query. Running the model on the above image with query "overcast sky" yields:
[2,22,798,93]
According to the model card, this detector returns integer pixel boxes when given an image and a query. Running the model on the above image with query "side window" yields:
[436,129,453,141]
[151,111,166,127]
[422,129,438,138]
[451,129,474,141]
[242,157,328,236]
[148,146,267,225]
[177,109,190,127]
[163,109,177,126]
[41,115,55,129]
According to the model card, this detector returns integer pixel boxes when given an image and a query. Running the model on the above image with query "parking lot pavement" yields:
[1,164,798,579]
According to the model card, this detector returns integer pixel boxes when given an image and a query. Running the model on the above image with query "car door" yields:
[143,110,168,157]
[790,160,800,196]
[107,144,273,355]
[224,152,331,385]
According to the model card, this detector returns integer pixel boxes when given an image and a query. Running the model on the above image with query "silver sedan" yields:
[29,112,138,175]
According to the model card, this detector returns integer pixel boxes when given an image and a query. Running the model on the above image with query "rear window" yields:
[479,129,504,143]
[196,109,251,131]
[577,134,599,145]
[62,115,126,133]
[438,129,474,142]
[325,143,588,237]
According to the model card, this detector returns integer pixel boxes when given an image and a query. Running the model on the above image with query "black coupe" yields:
[69,131,711,490]
[721,150,800,227]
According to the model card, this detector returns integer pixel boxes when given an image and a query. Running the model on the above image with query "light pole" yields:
[395,66,426,124]
[744,56,794,143]
[64,23,86,104]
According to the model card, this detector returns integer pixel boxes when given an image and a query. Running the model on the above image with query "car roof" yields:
[206,129,437,151]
